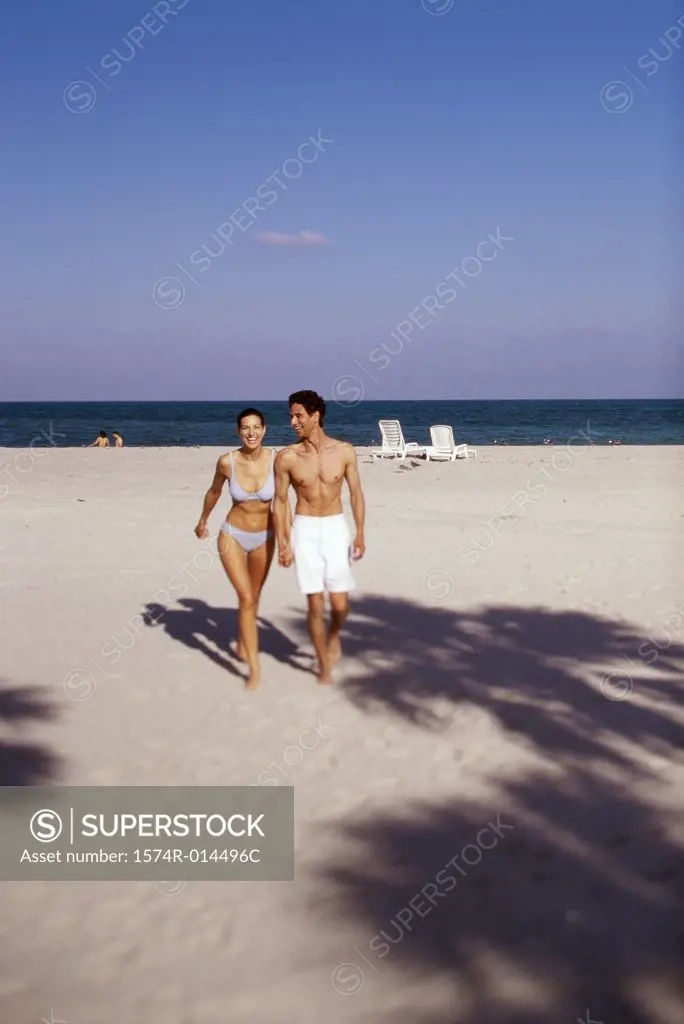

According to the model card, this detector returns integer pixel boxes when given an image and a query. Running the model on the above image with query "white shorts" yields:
[291,514,355,595]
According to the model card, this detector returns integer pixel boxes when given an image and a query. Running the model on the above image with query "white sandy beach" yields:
[1,444,683,1024]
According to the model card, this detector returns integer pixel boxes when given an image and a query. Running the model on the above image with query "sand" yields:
[1,442,683,1024]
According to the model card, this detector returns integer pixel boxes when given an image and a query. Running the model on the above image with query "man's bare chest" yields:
[291,452,344,488]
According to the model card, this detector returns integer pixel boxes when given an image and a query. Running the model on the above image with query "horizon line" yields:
[0,397,682,404]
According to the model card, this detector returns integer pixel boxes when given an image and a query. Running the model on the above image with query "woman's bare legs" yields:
[239,535,276,660]
[218,531,276,689]
[247,533,276,616]
[218,532,260,688]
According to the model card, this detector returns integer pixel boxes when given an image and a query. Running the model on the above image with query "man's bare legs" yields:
[306,592,349,683]
[307,593,332,684]
[328,592,349,670]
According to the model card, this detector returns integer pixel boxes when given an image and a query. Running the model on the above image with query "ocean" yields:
[0,400,682,448]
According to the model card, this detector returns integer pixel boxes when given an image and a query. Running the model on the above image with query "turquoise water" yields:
[0,399,682,447]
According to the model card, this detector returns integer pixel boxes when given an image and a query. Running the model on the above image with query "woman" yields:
[194,408,277,690]
[86,431,109,447]
[112,431,124,447]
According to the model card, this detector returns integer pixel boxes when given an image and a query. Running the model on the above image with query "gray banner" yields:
[0,786,294,881]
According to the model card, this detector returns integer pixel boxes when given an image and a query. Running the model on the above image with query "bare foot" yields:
[245,671,260,690]
[328,633,342,669]
[317,657,333,685]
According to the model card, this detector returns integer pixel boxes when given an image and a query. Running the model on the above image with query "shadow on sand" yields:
[142,598,316,679]
[0,682,61,784]
[296,597,684,1023]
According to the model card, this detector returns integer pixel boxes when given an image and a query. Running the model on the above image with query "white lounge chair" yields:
[425,424,477,461]
[370,419,427,460]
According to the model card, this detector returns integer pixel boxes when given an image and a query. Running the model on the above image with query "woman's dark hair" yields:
[236,407,265,429]
[99,430,107,438]
[288,390,326,427]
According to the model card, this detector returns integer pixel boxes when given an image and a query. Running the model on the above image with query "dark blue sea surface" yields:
[0,400,682,447]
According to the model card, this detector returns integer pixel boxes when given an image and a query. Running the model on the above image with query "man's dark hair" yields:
[236,407,265,429]
[288,390,326,427]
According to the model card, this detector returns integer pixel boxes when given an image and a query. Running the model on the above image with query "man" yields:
[274,390,365,684]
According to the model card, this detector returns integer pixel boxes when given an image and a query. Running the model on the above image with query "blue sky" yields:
[1,0,681,400]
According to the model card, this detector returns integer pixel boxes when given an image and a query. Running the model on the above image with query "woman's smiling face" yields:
[238,414,265,449]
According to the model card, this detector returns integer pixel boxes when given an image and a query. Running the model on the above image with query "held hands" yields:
[351,535,365,560]
[194,520,209,540]
[278,542,294,568]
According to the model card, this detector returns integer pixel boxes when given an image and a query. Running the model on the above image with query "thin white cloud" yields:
[252,229,329,247]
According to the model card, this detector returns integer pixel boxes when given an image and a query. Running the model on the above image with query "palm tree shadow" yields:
[0,682,61,784]
[282,597,684,764]
[142,598,315,677]
[299,599,684,1022]
[315,774,684,1024]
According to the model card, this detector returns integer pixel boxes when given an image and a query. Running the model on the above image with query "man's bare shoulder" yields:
[275,444,300,468]
[319,434,351,452]
[333,439,357,462]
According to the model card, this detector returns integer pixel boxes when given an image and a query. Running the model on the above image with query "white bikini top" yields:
[228,450,275,503]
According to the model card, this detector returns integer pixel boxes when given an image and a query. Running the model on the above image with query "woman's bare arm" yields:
[195,457,228,537]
